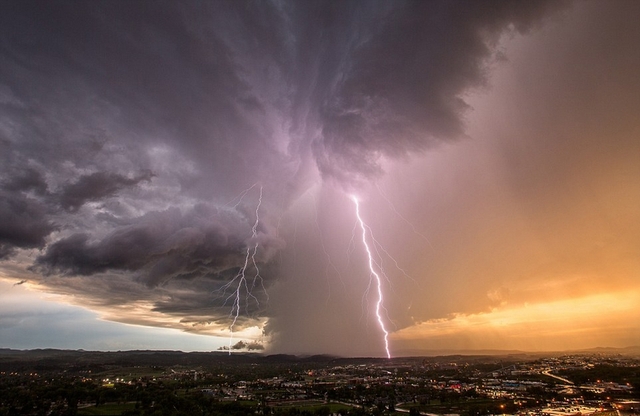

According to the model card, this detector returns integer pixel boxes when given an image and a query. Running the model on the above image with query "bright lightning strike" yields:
[351,195,391,359]
[219,185,265,354]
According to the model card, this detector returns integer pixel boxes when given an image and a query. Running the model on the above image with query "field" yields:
[77,403,137,415]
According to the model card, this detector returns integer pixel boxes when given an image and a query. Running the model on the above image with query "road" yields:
[541,369,574,385]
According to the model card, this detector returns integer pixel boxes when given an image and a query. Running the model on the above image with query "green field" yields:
[77,403,137,415]
[307,403,353,413]
[271,401,353,413]
[90,366,166,381]
[397,398,512,416]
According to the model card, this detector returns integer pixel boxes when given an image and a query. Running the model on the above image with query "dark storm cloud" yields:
[34,204,283,288]
[304,0,565,184]
[0,1,287,202]
[0,166,53,258]
[0,0,564,207]
[59,171,154,212]
[3,167,48,195]
[0,190,56,259]
[0,1,566,346]
[218,340,265,351]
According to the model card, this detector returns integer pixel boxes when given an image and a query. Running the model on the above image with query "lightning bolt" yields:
[351,195,391,359]
[218,185,265,354]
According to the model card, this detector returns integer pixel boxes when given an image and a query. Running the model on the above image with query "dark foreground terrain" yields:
[1,349,639,416]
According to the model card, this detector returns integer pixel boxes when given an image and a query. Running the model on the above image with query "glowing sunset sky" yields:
[1,0,640,356]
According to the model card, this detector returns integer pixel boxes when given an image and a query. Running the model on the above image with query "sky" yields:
[1,0,640,357]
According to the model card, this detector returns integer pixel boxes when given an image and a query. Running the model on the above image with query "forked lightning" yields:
[351,195,391,359]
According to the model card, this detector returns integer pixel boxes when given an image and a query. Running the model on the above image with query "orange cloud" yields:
[392,290,640,352]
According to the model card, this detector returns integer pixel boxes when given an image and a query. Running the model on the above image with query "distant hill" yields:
[394,348,529,357]
[578,345,640,355]
[394,346,640,358]
[1,346,638,372]
[0,349,343,372]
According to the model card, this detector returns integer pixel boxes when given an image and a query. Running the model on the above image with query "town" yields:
[1,349,639,416]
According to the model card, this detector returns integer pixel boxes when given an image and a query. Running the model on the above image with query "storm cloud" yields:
[0,190,55,259]
[34,204,283,287]
[310,1,564,183]
[4,1,637,355]
[59,171,154,212]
